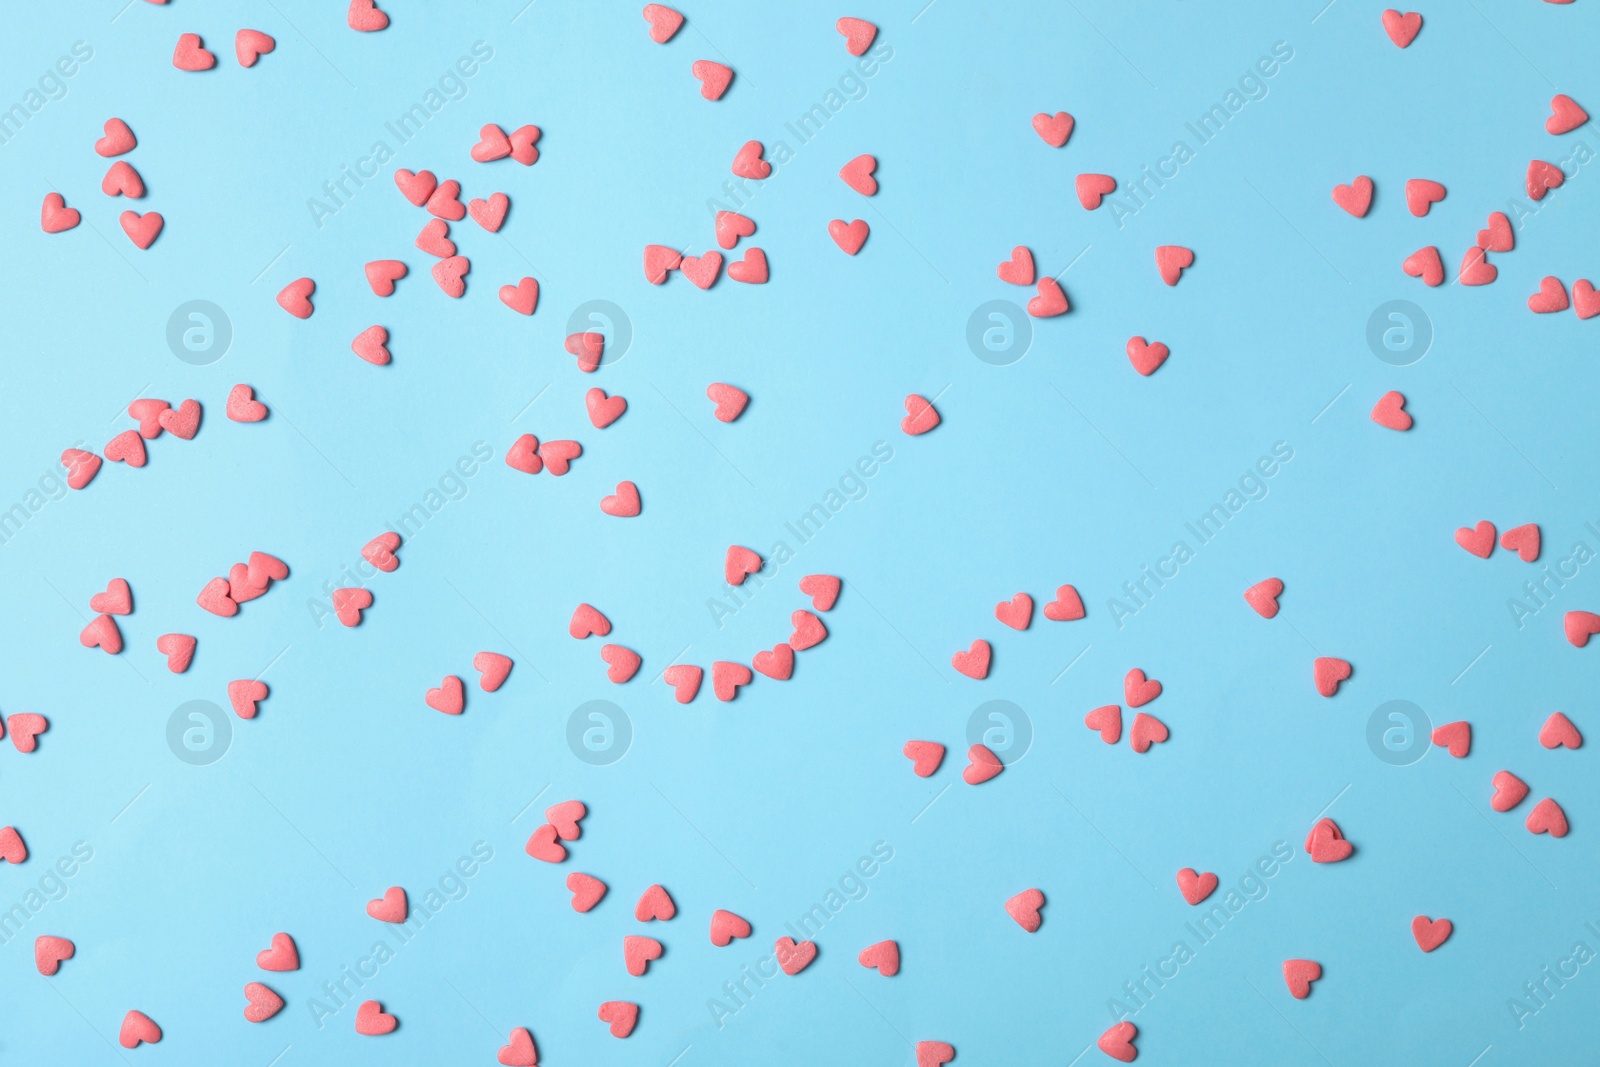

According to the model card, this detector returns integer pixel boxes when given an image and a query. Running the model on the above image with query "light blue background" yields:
[1,1,1597,1063]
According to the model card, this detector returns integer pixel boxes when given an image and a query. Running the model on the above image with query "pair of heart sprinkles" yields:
[424,652,512,714]
[0,706,46,881]
[1005,888,1153,1060]
[1240,578,1355,696]
[40,118,164,248]
[568,603,649,685]
[1455,521,1541,561]
[171,29,276,71]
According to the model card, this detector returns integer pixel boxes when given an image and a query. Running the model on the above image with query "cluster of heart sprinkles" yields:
[20,1,1600,1061]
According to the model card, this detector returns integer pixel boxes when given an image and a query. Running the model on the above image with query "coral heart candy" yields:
[366,887,407,923]
[710,909,751,946]
[355,999,397,1035]
[731,142,770,180]
[692,59,733,100]
[235,29,276,67]
[1412,916,1452,953]
[901,394,940,435]
[1491,770,1530,812]
[1540,712,1582,749]
[623,934,663,975]
[1175,867,1218,906]
[1332,176,1373,217]
[498,1027,538,1067]
[996,246,1035,286]
[1155,245,1194,285]
[1404,245,1445,287]
[1430,721,1470,758]
[172,33,217,71]
[663,664,703,704]
[774,936,817,975]
[1042,584,1085,621]
[1313,657,1352,697]
[635,884,676,921]
[1124,668,1161,707]
[1564,611,1600,647]
[995,593,1033,630]
[1098,1022,1138,1063]
[1243,577,1283,618]
[643,4,684,43]
[34,935,74,975]
[1547,94,1589,135]
[598,1000,638,1038]
[858,939,899,976]
[257,932,299,971]
[751,643,794,681]
[243,982,284,1023]
[1404,178,1446,216]
[951,640,990,680]
[1382,9,1422,47]
[1455,520,1496,559]
[119,1010,161,1048]
[1031,110,1074,147]
[1084,705,1121,744]
[1526,797,1568,837]
[799,574,841,611]
[525,823,566,863]
[835,17,877,55]
[567,872,607,912]
[962,743,1003,784]
[95,118,136,157]
[1284,959,1322,999]
[90,578,132,615]
[902,740,945,777]
[1305,818,1353,863]
[7,714,47,753]
[1370,391,1411,431]
[570,603,611,639]
[1076,173,1117,210]
[119,211,164,250]
[474,651,513,692]
[828,218,869,255]
[602,643,642,683]
[348,0,390,32]
[1006,888,1044,932]
[1126,336,1169,377]
[600,481,642,517]
[839,153,878,195]
[1129,712,1168,753]
[1027,277,1069,317]
[41,193,80,233]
